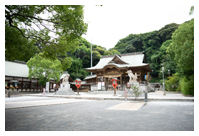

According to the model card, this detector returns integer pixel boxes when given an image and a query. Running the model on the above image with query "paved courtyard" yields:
[5,96,194,131]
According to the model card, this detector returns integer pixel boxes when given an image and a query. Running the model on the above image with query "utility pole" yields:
[91,39,92,75]
[161,64,166,95]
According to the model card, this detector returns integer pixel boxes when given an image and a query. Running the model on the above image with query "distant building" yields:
[5,60,56,92]
[85,52,152,91]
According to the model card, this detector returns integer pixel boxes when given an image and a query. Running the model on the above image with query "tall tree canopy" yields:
[112,23,179,77]
[158,23,179,43]
[27,53,63,87]
[67,37,114,80]
[167,19,194,74]
[5,21,39,61]
[5,5,87,61]
[167,19,194,95]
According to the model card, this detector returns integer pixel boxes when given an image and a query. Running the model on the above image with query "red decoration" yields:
[75,80,81,89]
[111,78,119,88]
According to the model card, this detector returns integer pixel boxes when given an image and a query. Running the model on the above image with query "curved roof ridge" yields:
[109,54,129,64]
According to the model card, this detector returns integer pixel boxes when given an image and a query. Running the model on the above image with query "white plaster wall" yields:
[91,85,98,91]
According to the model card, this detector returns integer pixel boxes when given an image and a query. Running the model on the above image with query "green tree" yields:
[5,5,87,60]
[92,50,101,66]
[73,43,91,69]
[180,75,194,96]
[93,45,106,55]
[167,19,194,75]
[5,21,39,61]
[66,38,105,80]
[165,73,180,91]
[27,53,63,87]
[103,49,120,56]
[158,23,179,43]
[151,40,177,77]
[67,58,89,80]
[167,19,194,95]
[189,6,194,15]
[77,37,91,48]
[112,23,180,78]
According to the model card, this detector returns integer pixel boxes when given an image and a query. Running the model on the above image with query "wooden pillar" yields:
[50,82,53,90]
[22,78,23,92]
[108,77,109,90]
[140,73,144,81]
[96,75,97,85]
[37,79,38,91]
[30,79,31,92]
[105,77,106,91]
[120,74,122,90]
[17,79,19,91]
[103,77,105,91]
[33,81,34,92]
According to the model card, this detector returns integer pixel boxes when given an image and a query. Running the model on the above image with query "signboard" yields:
[46,82,49,93]
[53,84,56,89]
[101,82,105,87]
[9,80,18,83]
[98,82,102,90]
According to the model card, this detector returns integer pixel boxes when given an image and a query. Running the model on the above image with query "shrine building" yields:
[5,60,73,92]
[85,52,152,91]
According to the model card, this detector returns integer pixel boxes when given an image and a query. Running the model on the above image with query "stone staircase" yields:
[147,82,155,92]
[56,84,75,95]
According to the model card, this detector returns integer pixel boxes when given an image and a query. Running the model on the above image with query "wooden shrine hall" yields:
[85,52,152,90]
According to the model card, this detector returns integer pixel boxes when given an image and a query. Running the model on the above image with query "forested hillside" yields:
[66,23,180,80]
[66,37,120,80]
[68,18,194,96]
[113,23,179,77]
[111,19,194,95]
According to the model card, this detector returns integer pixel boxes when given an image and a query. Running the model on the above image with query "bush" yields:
[149,77,162,83]
[180,75,194,96]
[165,73,180,91]
[131,83,141,99]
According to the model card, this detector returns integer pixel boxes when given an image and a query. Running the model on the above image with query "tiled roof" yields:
[85,52,149,70]
[5,61,29,77]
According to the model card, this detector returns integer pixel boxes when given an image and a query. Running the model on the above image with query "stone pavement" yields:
[5,100,194,131]
[107,102,146,111]
[5,97,95,109]
[18,90,194,102]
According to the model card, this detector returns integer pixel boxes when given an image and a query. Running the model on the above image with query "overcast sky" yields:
[82,0,195,50]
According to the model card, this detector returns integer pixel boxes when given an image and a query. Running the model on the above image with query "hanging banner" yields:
[98,82,102,90]
[46,82,49,93]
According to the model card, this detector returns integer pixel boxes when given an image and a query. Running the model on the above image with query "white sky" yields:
[82,0,195,50]
[3,0,196,50]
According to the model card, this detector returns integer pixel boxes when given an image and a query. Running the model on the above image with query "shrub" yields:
[131,83,141,99]
[165,73,180,91]
[180,75,194,96]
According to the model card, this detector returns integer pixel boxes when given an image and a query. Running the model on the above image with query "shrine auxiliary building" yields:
[85,52,152,91]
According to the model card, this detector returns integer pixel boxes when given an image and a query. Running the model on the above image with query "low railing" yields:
[139,81,147,85]
[139,81,155,92]
[147,82,155,92]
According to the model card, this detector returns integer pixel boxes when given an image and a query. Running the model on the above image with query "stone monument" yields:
[122,70,141,97]
[127,70,138,83]
[56,72,75,95]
